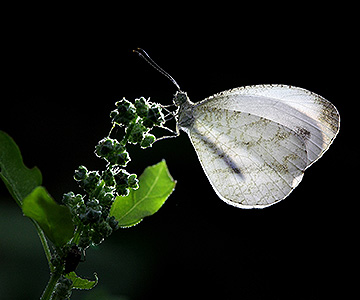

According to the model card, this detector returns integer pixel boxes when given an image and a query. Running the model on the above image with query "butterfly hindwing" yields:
[187,106,308,208]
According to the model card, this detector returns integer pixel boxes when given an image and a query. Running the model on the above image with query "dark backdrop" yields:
[0,9,353,300]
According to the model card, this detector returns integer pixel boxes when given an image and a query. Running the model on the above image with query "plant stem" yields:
[40,271,61,300]
[31,219,53,271]
[71,223,84,245]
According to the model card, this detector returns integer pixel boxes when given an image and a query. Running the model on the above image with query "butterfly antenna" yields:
[133,48,181,91]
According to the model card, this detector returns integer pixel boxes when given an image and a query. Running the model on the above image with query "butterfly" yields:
[134,49,340,208]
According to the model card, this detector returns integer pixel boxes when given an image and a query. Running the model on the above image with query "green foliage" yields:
[51,272,98,299]
[22,186,74,247]
[66,272,98,290]
[110,160,176,227]
[0,95,175,300]
[0,130,42,206]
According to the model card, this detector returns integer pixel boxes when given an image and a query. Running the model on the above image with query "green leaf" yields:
[66,272,98,290]
[0,130,42,206]
[22,186,74,247]
[110,160,176,227]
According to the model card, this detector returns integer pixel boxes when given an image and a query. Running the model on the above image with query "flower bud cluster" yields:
[62,96,165,249]
[110,97,164,148]
[53,275,73,299]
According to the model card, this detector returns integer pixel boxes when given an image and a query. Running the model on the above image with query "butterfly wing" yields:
[197,85,340,167]
[180,85,339,208]
[186,108,308,208]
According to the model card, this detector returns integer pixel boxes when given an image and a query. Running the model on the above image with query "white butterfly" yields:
[134,49,340,208]
[173,85,340,208]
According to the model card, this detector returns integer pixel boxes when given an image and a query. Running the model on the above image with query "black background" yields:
[0,5,355,300]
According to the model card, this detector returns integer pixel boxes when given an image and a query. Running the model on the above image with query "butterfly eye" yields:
[173,91,188,106]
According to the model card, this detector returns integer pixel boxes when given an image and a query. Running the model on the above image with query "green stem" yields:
[40,271,61,300]
[121,121,135,145]
[108,123,116,137]
[31,219,53,271]
[90,179,105,199]
[71,223,84,245]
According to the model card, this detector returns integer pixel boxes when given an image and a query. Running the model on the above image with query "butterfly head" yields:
[173,91,189,107]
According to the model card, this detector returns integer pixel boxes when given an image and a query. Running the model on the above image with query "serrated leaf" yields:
[66,272,98,290]
[22,186,74,247]
[110,160,176,227]
[0,130,42,206]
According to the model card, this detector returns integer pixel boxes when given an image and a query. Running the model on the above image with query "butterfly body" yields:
[173,91,194,130]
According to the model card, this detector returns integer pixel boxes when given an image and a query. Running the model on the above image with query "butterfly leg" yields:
[160,104,177,122]
[154,125,180,142]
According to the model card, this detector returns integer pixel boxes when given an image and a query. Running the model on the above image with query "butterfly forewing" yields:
[198,85,340,167]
